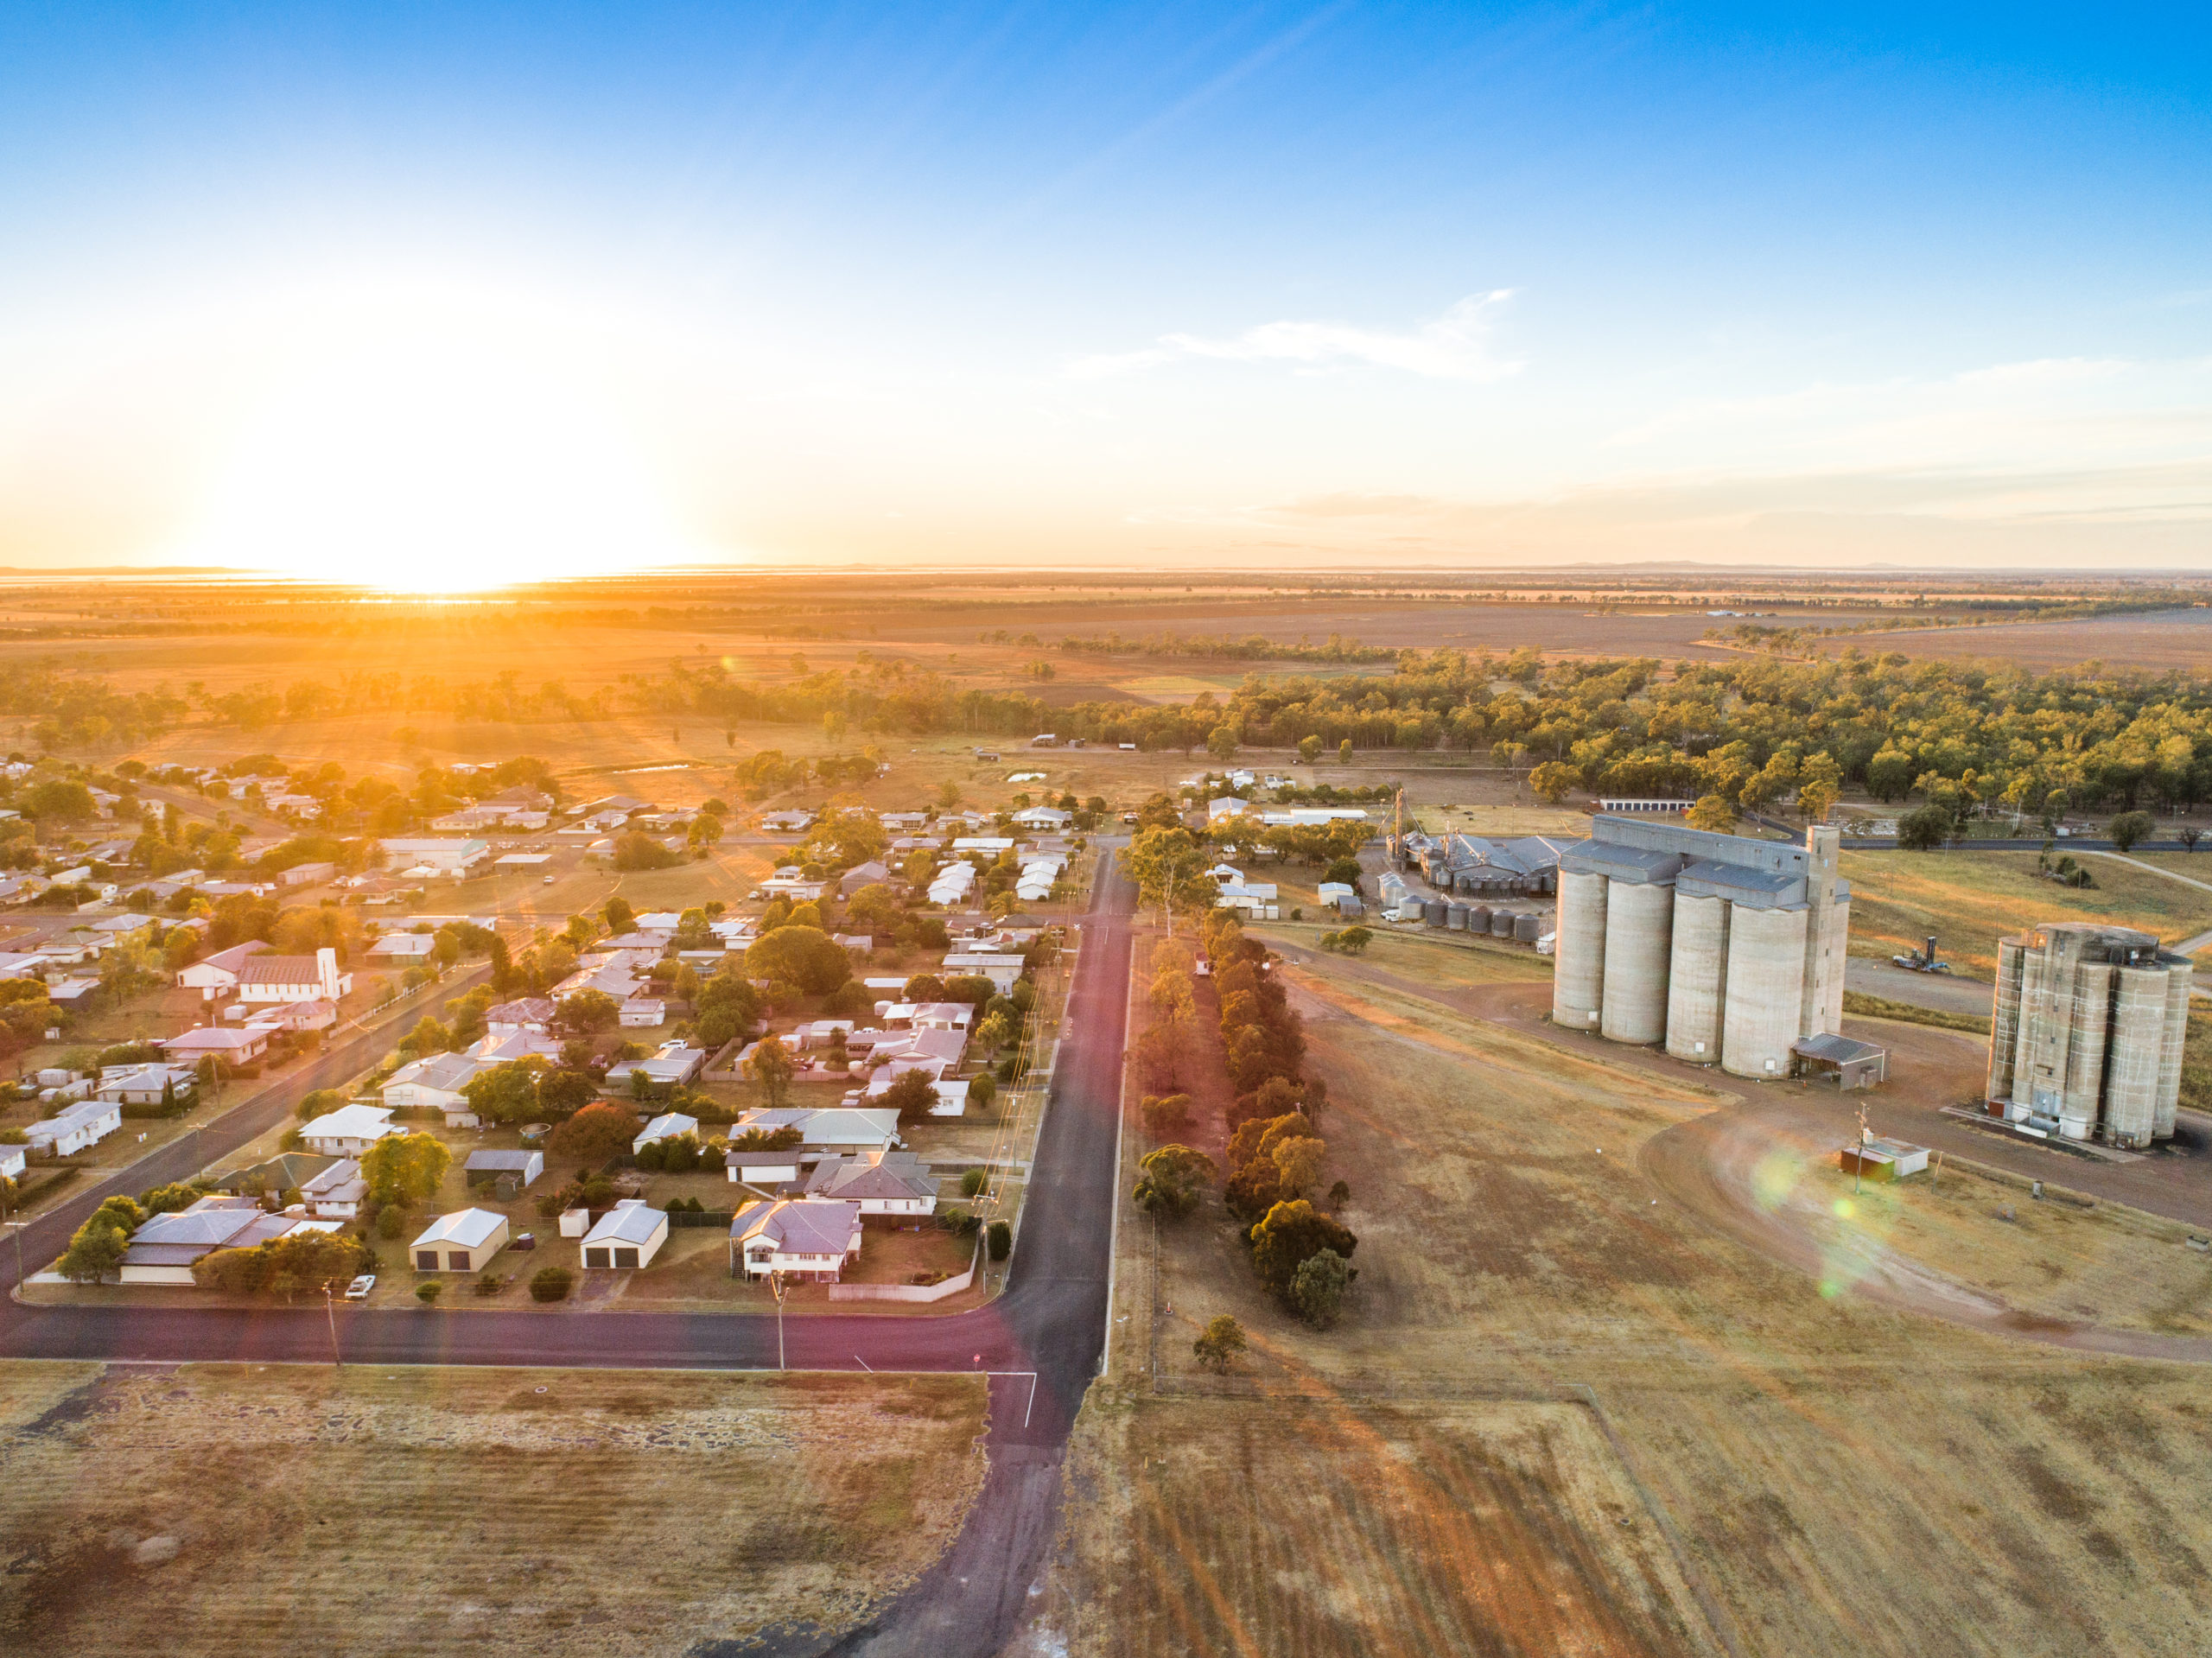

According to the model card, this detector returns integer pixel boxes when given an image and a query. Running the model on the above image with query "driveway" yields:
[1844,958,1994,1018]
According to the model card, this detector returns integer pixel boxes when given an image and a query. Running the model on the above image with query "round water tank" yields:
[1446,903,1468,931]
[1513,913,1540,943]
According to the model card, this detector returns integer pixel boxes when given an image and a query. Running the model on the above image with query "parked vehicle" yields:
[344,1274,376,1301]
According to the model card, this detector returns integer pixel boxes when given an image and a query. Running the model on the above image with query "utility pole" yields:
[322,1280,341,1366]
[770,1269,787,1370]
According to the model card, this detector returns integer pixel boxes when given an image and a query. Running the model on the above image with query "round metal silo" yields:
[1551,870,1607,1032]
[1513,913,1540,943]
[1446,903,1468,931]
[2105,966,2166,1147]
[1467,905,1491,934]
[1719,904,1807,1080]
[2155,962,2192,1140]
[1423,899,1447,927]
[1491,909,1515,937]
[1664,892,1729,1064]
[1599,878,1674,1045]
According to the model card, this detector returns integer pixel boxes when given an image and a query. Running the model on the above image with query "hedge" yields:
[667,1209,737,1228]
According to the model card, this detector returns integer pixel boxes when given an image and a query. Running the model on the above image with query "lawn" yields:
[1841,848,2212,976]
[0,1363,986,1655]
[1049,944,2212,1658]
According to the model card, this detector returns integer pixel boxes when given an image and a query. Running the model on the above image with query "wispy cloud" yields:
[1068,290,1519,382]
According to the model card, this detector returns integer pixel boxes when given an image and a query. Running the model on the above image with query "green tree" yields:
[1332,925,1372,956]
[743,925,852,995]
[1338,739,1353,764]
[1528,761,1577,806]
[1271,1134,1326,1197]
[1192,1314,1246,1374]
[1140,1092,1192,1137]
[546,1102,638,1166]
[2108,810,2156,854]
[603,895,636,934]
[613,831,682,871]
[1686,794,1738,834]
[461,1058,550,1124]
[557,988,621,1033]
[1897,804,1954,850]
[531,1266,574,1302]
[1298,734,1322,764]
[1321,857,1362,888]
[359,1133,452,1204]
[1123,826,1208,918]
[137,1182,198,1216]
[58,1210,131,1282]
[967,1070,997,1114]
[1132,1145,1213,1219]
[1249,1198,1358,1300]
[1205,724,1239,763]
[1290,1248,1353,1328]
[987,1219,1011,1261]
[295,1086,347,1122]
[879,1068,940,1124]
[745,1036,797,1109]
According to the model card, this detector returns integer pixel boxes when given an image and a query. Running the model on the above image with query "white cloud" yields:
[1067,290,1519,382]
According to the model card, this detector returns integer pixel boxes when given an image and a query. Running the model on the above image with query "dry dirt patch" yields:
[0,1362,986,1656]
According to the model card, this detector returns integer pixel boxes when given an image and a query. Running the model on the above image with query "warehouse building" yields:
[1986,924,2190,1148]
[1552,817,1855,1080]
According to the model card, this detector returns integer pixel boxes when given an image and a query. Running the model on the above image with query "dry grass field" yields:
[1849,607,2212,675]
[1840,849,2212,976]
[0,1363,986,1656]
[1042,927,2212,1658]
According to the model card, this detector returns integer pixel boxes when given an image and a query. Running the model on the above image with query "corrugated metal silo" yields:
[1513,913,1540,942]
[1445,903,1468,931]
[1491,909,1515,937]
[1720,904,1808,1079]
[1423,899,1447,927]
[1467,905,1491,934]
[1665,893,1730,1064]
[1599,879,1674,1045]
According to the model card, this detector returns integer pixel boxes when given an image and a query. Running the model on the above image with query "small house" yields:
[725,1150,804,1190]
[159,1025,271,1067]
[940,952,1026,994]
[804,1148,937,1216]
[582,1198,668,1270]
[302,1158,367,1219]
[619,996,666,1028]
[463,1148,544,1190]
[728,1197,864,1281]
[25,1098,122,1157]
[298,1102,404,1158]
[411,1209,511,1273]
[95,1063,196,1106]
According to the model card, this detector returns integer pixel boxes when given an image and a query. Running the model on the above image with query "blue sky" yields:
[2,3,2209,576]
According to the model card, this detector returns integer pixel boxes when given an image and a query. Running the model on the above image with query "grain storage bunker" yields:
[1985,924,2191,1148]
[1552,817,1851,1080]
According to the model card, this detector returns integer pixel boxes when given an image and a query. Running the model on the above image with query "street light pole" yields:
[322,1280,340,1366]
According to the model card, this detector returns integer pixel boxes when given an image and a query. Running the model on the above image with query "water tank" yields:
[1599,879,1674,1044]
[1491,909,1515,937]
[1467,905,1491,934]
[1551,870,1608,1032]
[1424,899,1447,927]
[1664,893,1729,1065]
[2105,966,2167,1147]
[1513,913,1540,943]
[2155,963,2192,1140]
[1987,937,2025,1103]
[2061,962,2113,1140]
[1446,903,1468,931]
[1719,904,1807,1080]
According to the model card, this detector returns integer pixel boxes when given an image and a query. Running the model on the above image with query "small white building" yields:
[804,1149,937,1216]
[485,997,556,1034]
[581,1198,668,1270]
[633,1112,700,1153]
[411,1208,511,1273]
[381,1051,491,1114]
[0,1145,23,1182]
[941,953,1027,994]
[369,932,437,962]
[725,1150,804,1189]
[25,1098,121,1157]
[95,1064,197,1106]
[175,939,273,998]
[620,996,666,1028]
[298,1102,404,1158]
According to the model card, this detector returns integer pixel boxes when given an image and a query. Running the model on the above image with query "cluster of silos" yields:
[1985,924,2191,1148]
[1376,876,1545,943]
[1552,818,1849,1081]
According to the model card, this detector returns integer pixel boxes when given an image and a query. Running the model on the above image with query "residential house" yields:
[378,837,492,878]
[1011,805,1072,832]
[235,947,351,1005]
[380,1051,491,1116]
[724,1150,804,1191]
[245,997,336,1033]
[1207,797,1248,822]
[222,1151,334,1196]
[175,940,272,997]
[756,810,815,834]
[603,1041,706,1090]
[159,1025,272,1067]
[298,1102,404,1157]
[0,1144,23,1182]
[369,932,437,962]
[581,1198,668,1269]
[118,1198,299,1286]
[837,860,891,898]
[619,996,666,1028]
[302,1158,367,1219]
[463,1149,543,1190]
[276,861,338,886]
[732,1107,900,1159]
[25,1098,122,1156]
[804,1148,938,1216]
[484,997,556,1034]
[410,1209,510,1273]
[464,1029,563,1065]
[95,1063,195,1106]
[42,976,102,1011]
[728,1197,863,1282]
[941,952,1027,994]
[633,1112,699,1153]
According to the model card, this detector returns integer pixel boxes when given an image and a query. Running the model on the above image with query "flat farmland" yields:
[1847,607,2212,674]
[1052,930,2212,1657]
[0,1363,986,1656]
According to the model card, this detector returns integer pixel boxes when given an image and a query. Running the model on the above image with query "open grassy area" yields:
[1050,943,2212,1658]
[1841,848,2212,976]
[0,1363,986,1655]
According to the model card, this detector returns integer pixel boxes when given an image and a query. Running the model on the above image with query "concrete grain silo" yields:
[1985,924,2190,1147]
[1551,816,1859,1080]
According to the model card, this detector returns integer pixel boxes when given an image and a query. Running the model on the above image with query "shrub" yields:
[967,1070,996,1113]
[1249,1200,1358,1301]
[938,1205,980,1237]
[474,1272,504,1297]
[959,1167,988,1198]
[531,1266,575,1302]
[375,1205,404,1240]
[634,1140,665,1172]
[416,1280,443,1305]
[986,1219,1011,1261]
[1140,1093,1191,1137]
[1192,1315,1246,1374]
[1132,1145,1213,1220]
[547,1102,639,1166]
[1290,1248,1353,1328]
